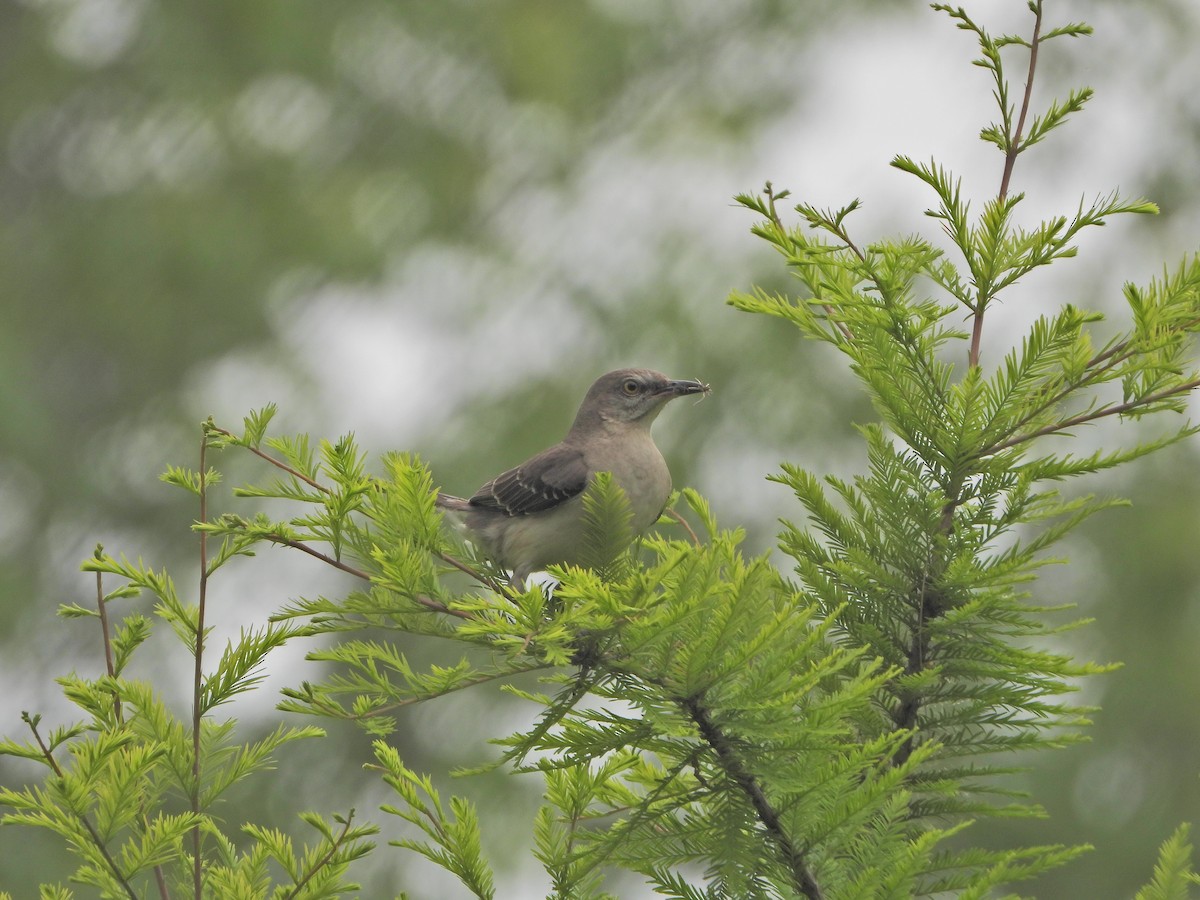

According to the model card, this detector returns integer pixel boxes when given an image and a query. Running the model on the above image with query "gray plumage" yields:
[437,368,709,588]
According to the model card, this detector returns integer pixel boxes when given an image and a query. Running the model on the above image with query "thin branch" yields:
[214,421,499,606]
[95,564,171,899]
[970,0,1043,370]
[558,754,697,881]
[989,346,1132,449]
[435,549,514,600]
[995,313,1200,448]
[503,670,601,770]
[1085,315,1200,371]
[815,218,859,343]
[809,204,950,402]
[998,1,1042,205]
[266,533,372,579]
[894,3,1047,771]
[94,569,121,723]
[763,183,855,343]
[153,866,170,900]
[191,434,209,898]
[24,714,139,900]
[967,307,988,371]
[982,376,1200,457]
[341,665,553,720]
[664,508,702,546]
[826,219,866,264]
[213,421,513,600]
[282,811,356,900]
[210,426,331,495]
[682,696,824,900]
[263,532,475,621]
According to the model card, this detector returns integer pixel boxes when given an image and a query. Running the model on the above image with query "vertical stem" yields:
[25,715,140,900]
[998,0,1042,205]
[907,2,1045,768]
[191,433,209,898]
[96,563,170,897]
[968,0,1043,370]
[967,312,987,370]
[95,569,121,722]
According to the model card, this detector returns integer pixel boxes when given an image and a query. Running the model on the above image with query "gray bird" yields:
[436,368,709,589]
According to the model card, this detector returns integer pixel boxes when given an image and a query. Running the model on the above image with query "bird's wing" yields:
[469,443,588,516]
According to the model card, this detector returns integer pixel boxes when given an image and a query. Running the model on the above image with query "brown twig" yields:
[213,421,513,600]
[763,183,856,343]
[984,314,1200,453]
[435,550,513,599]
[282,811,357,900]
[209,425,331,495]
[263,532,475,621]
[191,434,209,897]
[997,4,1042,205]
[95,569,121,723]
[818,216,866,342]
[969,0,1043,370]
[895,2,1047,770]
[24,714,139,900]
[665,508,702,547]
[343,666,553,720]
[982,376,1200,457]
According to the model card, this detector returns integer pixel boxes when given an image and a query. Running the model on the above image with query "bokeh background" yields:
[2,0,1199,895]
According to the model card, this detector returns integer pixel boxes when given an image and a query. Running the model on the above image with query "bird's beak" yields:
[663,378,711,397]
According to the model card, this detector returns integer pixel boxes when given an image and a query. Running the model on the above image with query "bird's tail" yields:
[435,492,472,512]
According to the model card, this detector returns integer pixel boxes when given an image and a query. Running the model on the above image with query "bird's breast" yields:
[598,434,671,531]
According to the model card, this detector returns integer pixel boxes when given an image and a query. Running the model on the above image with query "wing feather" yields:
[469,443,588,516]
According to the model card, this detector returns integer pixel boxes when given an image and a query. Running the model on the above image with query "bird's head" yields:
[573,368,710,431]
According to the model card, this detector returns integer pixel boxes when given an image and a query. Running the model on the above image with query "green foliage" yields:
[3,3,1199,898]
[932,3,1094,156]
[501,535,938,898]
[373,741,496,900]
[206,811,377,899]
[1135,825,1200,900]
[0,503,351,896]
[0,719,204,895]
[724,0,1200,892]
[576,472,637,582]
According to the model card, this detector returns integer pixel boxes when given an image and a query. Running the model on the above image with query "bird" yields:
[436,368,710,589]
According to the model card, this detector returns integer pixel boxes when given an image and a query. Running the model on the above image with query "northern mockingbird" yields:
[437,368,709,588]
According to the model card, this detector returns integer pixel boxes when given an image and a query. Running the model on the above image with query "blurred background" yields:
[2,0,1198,895]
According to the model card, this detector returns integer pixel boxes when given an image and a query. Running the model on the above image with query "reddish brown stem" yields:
[905,3,1045,767]
[214,421,508,598]
[665,508,702,546]
[191,434,208,898]
[434,550,513,599]
[282,811,356,900]
[264,532,474,620]
[970,1,1043,370]
[210,426,330,495]
[984,376,1200,457]
[95,571,121,723]
[25,715,139,900]
[998,4,1042,204]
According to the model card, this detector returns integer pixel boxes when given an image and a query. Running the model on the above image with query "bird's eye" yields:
[622,379,639,395]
